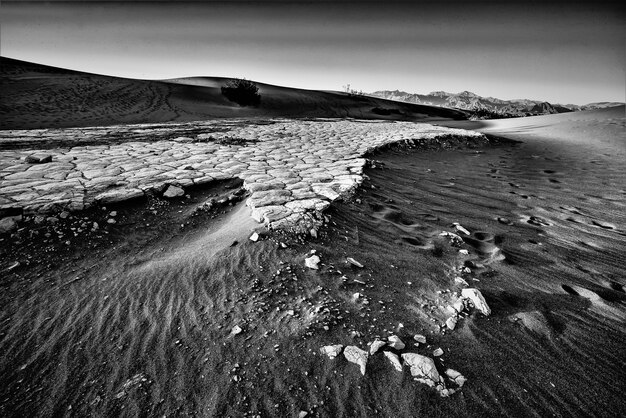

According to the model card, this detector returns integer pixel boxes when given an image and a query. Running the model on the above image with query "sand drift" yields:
[1,110,625,416]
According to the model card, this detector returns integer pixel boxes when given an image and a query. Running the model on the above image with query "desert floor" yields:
[1,107,625,417]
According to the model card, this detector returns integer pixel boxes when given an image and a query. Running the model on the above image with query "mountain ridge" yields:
[369,89,623,118]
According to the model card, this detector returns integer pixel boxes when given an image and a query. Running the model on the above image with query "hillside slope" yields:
[0,57,467,129]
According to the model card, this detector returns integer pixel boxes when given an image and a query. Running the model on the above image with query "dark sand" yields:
[2,109,624,417]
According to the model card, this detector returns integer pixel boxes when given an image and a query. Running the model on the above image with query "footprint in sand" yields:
[609,281,624,293]
[461,231,504,263]
[561,283,626,320]
[579,240,603,250]
[591,220,616,230]
[508,311,556,338]
[370,204,425,234]
[566,216,585,225]
[397,235,433,249]
[527,216,550,227]
[416,213,439,222]
[560,205,585,216]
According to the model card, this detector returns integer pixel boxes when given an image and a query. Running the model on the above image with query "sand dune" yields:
[0,57,467,130]
[443,105,625,152]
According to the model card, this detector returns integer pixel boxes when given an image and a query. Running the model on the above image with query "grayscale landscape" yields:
[1,1,624,417]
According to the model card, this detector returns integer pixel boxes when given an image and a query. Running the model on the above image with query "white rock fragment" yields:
[305,255,321,269]
[346,257,364,268]
[401,353,442,387]
[459,249,469,255]
[454,277,469,286]
[433,347,444,357]
[320,344,344,359]
[439,231,462,240]
[445,369,467,388]
[453,222,470,235]
[230,325,243,336]
[249,232,260,242]
[369,340,386,355]
[413,334,427,344]
[439,388,456,397]
[383,351,403,372]
[452,298,466,313]
[461,288,491,316]
[387,335,405,350]
[445,316,458,330]
[439,231,464,245]
[343,346,368,375]
[163,185,184,198]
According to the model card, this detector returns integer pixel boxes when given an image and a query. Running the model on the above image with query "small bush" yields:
[431,241,446,258]
[221,78,261,106]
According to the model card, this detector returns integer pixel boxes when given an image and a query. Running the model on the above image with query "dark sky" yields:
[2,1,624,104]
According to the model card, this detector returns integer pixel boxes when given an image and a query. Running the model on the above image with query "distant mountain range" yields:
[368,90,624,119]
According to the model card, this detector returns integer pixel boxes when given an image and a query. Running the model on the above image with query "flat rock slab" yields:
[401,353,442,387]
[0,120,486,231]
[461,288,491,316]
[343,345,368,375]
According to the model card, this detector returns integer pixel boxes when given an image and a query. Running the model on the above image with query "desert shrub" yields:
[372,107,401,116]
[221,78,261,106]
[431,240,446,257]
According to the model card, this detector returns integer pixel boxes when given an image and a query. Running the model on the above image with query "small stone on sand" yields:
[387,335,405,350]
[461,288,491,316]
[445,316,458,330]
[320,344,343,359]
[346,257,364,268]
[369,340,386,355]
[445,368,467,387]
[305,255,321,269]
[453,222,470,235]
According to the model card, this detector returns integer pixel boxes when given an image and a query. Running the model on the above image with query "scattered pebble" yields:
[305,255,321,269]
[346,257,364,268]
[387,335,406,350]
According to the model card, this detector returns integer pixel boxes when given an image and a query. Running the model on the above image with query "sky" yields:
[1,1,624,105]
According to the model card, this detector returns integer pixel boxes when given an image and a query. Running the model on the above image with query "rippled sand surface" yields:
[1,107,624,417]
